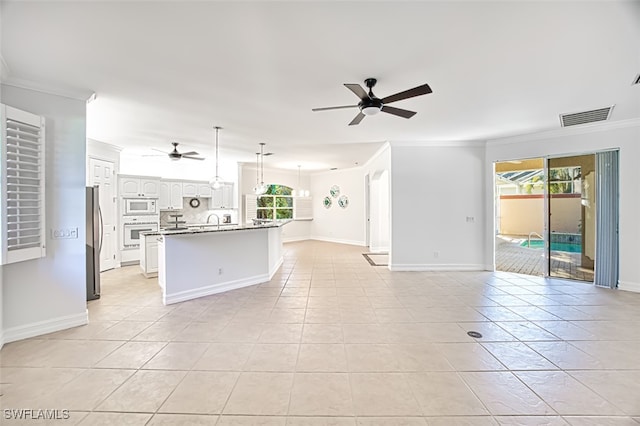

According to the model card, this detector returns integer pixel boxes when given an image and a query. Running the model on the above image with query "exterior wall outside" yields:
[499,195,581,235]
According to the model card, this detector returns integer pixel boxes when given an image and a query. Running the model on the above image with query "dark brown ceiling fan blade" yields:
[344,84,370,101]
[183,155,204,161]
[348,112,366,126]
[180,151,199,156]
[381,83,432,104]
[312,105,358,112]
[381,105,417,119]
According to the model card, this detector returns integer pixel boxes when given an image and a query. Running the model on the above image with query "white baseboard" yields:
[618,280,640,293]
[389,263,485,272]
[283,236,309,243]
[2,311,89,344]
[368,246,389,254]
[310,236,366,247]
[269,257,284,279]
[164,274,270,305]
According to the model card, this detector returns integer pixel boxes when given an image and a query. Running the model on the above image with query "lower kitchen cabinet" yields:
[139,233,160,278]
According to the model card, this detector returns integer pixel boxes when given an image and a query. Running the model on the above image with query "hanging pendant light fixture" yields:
[209,126,223,189]
[253,143,268,195]
[253,152,262,195]
[294,165,310,198]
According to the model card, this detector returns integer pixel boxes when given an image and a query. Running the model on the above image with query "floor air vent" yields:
[560,106,613,127]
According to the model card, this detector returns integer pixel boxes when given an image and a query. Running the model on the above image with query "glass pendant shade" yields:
[210,178,222,190]
[253,147,268,196]
[294,165,309,198]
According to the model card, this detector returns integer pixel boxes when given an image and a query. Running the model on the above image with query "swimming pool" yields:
[520,239,582,253]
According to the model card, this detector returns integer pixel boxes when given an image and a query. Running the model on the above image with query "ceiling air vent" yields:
[560,106,613,127]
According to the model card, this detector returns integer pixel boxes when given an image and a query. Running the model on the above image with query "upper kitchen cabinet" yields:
[120,175,160,198]
[182,181,212,198]
[158,180,183,210]
[210,182,235,209]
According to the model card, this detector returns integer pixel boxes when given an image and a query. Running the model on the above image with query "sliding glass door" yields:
[547,155,595,282]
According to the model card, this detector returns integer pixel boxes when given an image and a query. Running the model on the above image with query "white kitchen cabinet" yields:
[120,175,160,198]
[139,233,160,278]
[210,183,235,209]
[159,180,183,210]
[182,181,212,198]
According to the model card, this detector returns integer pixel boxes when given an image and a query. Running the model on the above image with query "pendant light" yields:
[209,126,223,189]
[294,165,309,198]
[253,143,267,195]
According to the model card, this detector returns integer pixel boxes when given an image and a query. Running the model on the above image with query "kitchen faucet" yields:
[206,213,221,230]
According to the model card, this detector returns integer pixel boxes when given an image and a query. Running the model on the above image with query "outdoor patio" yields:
[496,235,595,282]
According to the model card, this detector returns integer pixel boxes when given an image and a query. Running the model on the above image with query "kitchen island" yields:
[146,221,288,305]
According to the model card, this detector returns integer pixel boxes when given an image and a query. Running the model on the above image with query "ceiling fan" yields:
[151,142,204,161]
[312,78,432,125]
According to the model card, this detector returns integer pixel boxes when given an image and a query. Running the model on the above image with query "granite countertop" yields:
[141,220,291,237]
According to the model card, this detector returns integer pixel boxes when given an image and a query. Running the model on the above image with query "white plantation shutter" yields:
[1,105,46,264]
[293,197,313,220]
[244,194,257,224]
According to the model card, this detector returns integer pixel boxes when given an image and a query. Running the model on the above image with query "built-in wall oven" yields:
[122,216,159,249]
[124,198,157,215]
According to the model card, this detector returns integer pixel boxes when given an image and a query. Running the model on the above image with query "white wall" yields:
[390,143,486,271]
[2,84,89,342]
[485,120,640,292]
[120,150,238,182]
[240,164,311,242]
[362,144,391,252]
[310,167,366,246]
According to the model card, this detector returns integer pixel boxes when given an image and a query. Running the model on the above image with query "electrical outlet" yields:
[218,268,223,275]
[433,251,439,258]
[51,227,78,239]
[466,216,475,223]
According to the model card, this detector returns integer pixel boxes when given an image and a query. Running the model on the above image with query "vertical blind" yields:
[594,150,619,288]
[2,105,46,264]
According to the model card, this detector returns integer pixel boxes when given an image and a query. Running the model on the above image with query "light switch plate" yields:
[51,227,78,239]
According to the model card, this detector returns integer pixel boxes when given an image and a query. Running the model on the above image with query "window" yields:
[1,105,46,265]
[256,184,293,220]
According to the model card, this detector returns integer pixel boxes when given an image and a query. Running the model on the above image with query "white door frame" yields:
[88,157,117,271]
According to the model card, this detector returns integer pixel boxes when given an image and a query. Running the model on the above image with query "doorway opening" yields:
[494,153,605,282]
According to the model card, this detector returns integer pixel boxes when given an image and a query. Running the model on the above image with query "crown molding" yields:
[1,76,94,101]
[389,140,484,148]
[486,118,640,146]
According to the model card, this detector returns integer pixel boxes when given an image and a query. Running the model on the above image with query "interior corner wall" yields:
[1,84,88,343]
[389,144,486,271]
[485,122,640,292]
[239,165,311,242]
[310,167,366,246]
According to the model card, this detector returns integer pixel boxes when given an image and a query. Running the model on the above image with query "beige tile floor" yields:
[1,240,640,425]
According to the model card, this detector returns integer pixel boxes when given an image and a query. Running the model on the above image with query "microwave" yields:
[124,198,157,215]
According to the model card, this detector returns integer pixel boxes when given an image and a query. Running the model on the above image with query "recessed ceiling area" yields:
[2,1,639,170]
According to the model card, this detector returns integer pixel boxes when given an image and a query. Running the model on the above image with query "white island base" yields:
[157,225,284,305]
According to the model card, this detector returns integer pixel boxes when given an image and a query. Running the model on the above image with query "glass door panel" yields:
[547,155,595,281]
